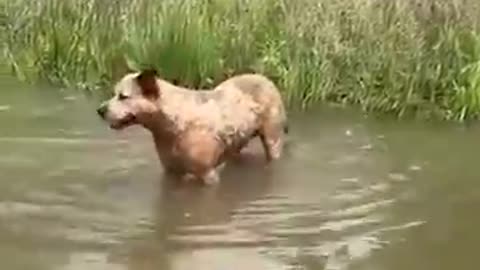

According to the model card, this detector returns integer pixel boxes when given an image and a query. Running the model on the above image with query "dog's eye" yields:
[118,93,129,100]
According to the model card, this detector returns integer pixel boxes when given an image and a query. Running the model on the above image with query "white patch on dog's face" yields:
[100,72,158,130]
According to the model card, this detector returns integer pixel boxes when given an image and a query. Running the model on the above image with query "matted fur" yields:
[97,70,288,185]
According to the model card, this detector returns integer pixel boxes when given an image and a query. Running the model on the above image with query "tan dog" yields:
[96,69,288,185]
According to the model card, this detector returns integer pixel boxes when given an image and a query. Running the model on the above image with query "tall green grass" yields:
[3,0,480,120]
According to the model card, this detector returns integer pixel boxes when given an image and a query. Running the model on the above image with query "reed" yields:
[3,0,480,120]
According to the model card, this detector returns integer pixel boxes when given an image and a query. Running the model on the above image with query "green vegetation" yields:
[3,0,480,120]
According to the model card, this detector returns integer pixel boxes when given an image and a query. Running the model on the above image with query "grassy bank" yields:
[3,0,480,120]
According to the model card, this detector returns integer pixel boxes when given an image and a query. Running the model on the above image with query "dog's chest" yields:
[154,142,188,172]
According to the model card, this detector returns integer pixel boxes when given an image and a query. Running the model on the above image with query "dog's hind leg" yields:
[259,123,284,162]
[258,102,288,162]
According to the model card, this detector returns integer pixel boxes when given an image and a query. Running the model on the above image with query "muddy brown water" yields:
[1,77,480,270]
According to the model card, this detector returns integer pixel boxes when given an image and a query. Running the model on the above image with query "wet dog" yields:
[96,69,288,185]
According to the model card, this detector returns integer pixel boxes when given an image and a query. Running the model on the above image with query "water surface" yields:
[1,78,480,270]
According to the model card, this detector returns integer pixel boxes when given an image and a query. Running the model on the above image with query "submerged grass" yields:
[3,0,480,121]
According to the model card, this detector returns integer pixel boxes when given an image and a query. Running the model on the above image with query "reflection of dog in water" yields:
[122,159,277,270]
[97,69,289,185]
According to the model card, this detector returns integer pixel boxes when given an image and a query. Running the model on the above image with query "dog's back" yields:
[215,73,288,131]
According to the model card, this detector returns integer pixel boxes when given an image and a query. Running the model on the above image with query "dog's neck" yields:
[143,109,178,145]
[141,80,185,143]
[143,78,217,144]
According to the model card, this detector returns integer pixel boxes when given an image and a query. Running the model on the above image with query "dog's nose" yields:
[96,105,107,119]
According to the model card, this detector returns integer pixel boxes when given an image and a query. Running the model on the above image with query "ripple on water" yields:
[0,194,153,251]
[0,105,11,112]
[62,252,127,270]
[165,164,425,270]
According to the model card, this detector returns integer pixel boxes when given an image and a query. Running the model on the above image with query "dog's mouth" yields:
[110,114,136,130]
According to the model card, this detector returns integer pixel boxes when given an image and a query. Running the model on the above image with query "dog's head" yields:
[96,69,161,130]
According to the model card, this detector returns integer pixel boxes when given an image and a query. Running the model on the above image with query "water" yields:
[1,78,480,270]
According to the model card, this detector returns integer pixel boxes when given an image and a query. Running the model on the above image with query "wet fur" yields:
[97,70,288,185]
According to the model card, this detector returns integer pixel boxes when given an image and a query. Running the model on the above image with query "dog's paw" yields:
[202,170,220,186]
[181,173,197,183]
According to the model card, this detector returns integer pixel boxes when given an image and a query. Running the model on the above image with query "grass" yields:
[2,0,480,121]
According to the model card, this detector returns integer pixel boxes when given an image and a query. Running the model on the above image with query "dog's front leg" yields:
[174,129,224,185]
[179,170,219,185]
[199,169,220,185]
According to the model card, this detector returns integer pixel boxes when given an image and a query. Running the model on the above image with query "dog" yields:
[96,69,288,185]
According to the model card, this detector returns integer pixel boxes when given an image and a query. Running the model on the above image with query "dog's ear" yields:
[136,69,160,99]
